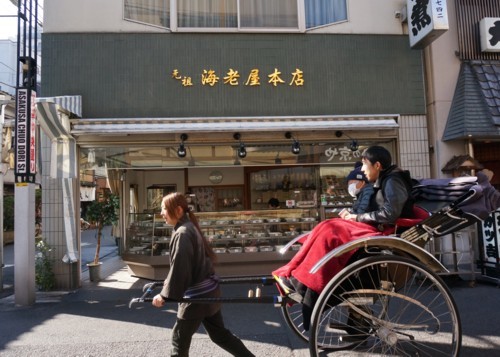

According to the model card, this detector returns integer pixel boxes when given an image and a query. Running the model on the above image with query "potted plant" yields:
[85,192,119,281]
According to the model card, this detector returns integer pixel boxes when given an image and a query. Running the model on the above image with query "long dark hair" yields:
[162,192,216,262]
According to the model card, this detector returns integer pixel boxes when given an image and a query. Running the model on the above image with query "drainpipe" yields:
[467,136,475,176]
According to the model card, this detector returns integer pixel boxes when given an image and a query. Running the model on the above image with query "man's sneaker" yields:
[273,275,304,303]
[273,274,295,294]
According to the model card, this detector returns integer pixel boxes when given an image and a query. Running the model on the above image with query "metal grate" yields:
[456,0,500,61]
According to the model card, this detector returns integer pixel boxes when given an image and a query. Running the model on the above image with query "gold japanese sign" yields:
[172,68,304,87]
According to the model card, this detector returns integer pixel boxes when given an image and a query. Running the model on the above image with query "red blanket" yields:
[272,219,383,294]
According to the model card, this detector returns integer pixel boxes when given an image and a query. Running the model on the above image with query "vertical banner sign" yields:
[30,91,37,174]
[480,209,500,273]
[15,88,36,182]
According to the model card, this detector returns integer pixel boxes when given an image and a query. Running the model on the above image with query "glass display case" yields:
[123,208,319,279]
[125,213,172,257]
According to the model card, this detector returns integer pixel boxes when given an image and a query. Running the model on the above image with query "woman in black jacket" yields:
[152,193,254,357]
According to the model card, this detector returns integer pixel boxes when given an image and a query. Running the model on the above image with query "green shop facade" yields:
[38,33,429,287]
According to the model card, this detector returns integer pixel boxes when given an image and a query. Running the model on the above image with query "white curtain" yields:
[124,0,170,28]
[178,0,237,28]
[240,0,298,28]
[107,169,123,238]
[305,0,347,29]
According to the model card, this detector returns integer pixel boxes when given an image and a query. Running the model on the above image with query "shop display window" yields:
[249,166,318,210]
[147,184,177,212]
[188,186,244,212]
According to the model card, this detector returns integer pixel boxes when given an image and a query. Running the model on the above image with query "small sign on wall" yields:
[480,18,500,53]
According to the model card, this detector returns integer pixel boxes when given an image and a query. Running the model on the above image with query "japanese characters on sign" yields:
[480,209,500,266]
[172,68,305,87]
[480,18,500,53]
[407,0,449,49]
[323,145,361,163]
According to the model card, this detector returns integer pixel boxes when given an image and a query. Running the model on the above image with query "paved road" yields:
[1,229,500,356]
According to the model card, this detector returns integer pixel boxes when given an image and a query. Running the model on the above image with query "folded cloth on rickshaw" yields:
[454,171,500,220]
[412,172,500,219]
[412,176,476,202]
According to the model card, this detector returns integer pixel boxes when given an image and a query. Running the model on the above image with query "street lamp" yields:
[0,95,14,292]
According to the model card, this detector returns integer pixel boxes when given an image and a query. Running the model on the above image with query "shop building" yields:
[39,0,433,288]
[423,0,500,281]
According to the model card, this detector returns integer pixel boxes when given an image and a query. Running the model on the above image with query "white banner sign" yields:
[480,18,500,52]
[80,186,96,201]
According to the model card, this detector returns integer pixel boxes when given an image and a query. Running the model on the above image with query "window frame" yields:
[123,0,349,33]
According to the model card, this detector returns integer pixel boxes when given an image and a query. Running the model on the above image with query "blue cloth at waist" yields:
[183,274,219,298]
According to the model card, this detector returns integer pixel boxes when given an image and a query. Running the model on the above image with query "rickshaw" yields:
[130,172,500,356]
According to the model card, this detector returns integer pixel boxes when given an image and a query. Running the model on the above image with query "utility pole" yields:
[14,0,39,306]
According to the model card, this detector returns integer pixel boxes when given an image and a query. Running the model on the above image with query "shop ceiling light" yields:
[285,131,301,155]
[335,130,359,152]
[177,133,188,158]
[233,133,247,159]
[349,139,359,152]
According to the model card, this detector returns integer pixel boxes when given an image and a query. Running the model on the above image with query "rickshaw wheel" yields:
[281,296,345,350]
[281,302,309,343]
[309,255,461,356]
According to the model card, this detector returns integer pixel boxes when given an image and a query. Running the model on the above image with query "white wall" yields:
[424,0,465,177]
[44,0,407,35]
[187,167,244,186]
[43,0,167,34]
[311,0,407,35]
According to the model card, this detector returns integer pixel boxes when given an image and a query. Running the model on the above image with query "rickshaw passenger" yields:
[342,162,375,215]
[273,145,416,297]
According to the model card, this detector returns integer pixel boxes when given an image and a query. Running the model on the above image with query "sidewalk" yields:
[1,253,500,356]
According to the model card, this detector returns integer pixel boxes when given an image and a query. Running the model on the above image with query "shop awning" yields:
[36,96,82,264]
[443,61,500,141]
[70,114,399,136]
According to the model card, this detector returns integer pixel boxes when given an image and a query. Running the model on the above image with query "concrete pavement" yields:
[0,229,500,356]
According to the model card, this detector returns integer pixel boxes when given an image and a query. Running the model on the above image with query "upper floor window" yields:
[124,0,170,28]
[124,0,347,32]
[305,0,347,29]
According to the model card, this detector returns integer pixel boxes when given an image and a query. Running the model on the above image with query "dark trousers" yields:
[171,309,254,357]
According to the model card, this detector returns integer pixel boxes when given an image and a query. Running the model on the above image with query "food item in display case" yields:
[259,245,274,252]
[213,247,227,254]
[244,246,258,253]
[228,247,243,253]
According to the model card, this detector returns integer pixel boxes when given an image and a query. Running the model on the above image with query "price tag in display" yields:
[286,200,295,208]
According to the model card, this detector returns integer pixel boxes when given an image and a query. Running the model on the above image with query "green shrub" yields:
[35,239,56,291]
[3,195,14,231]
